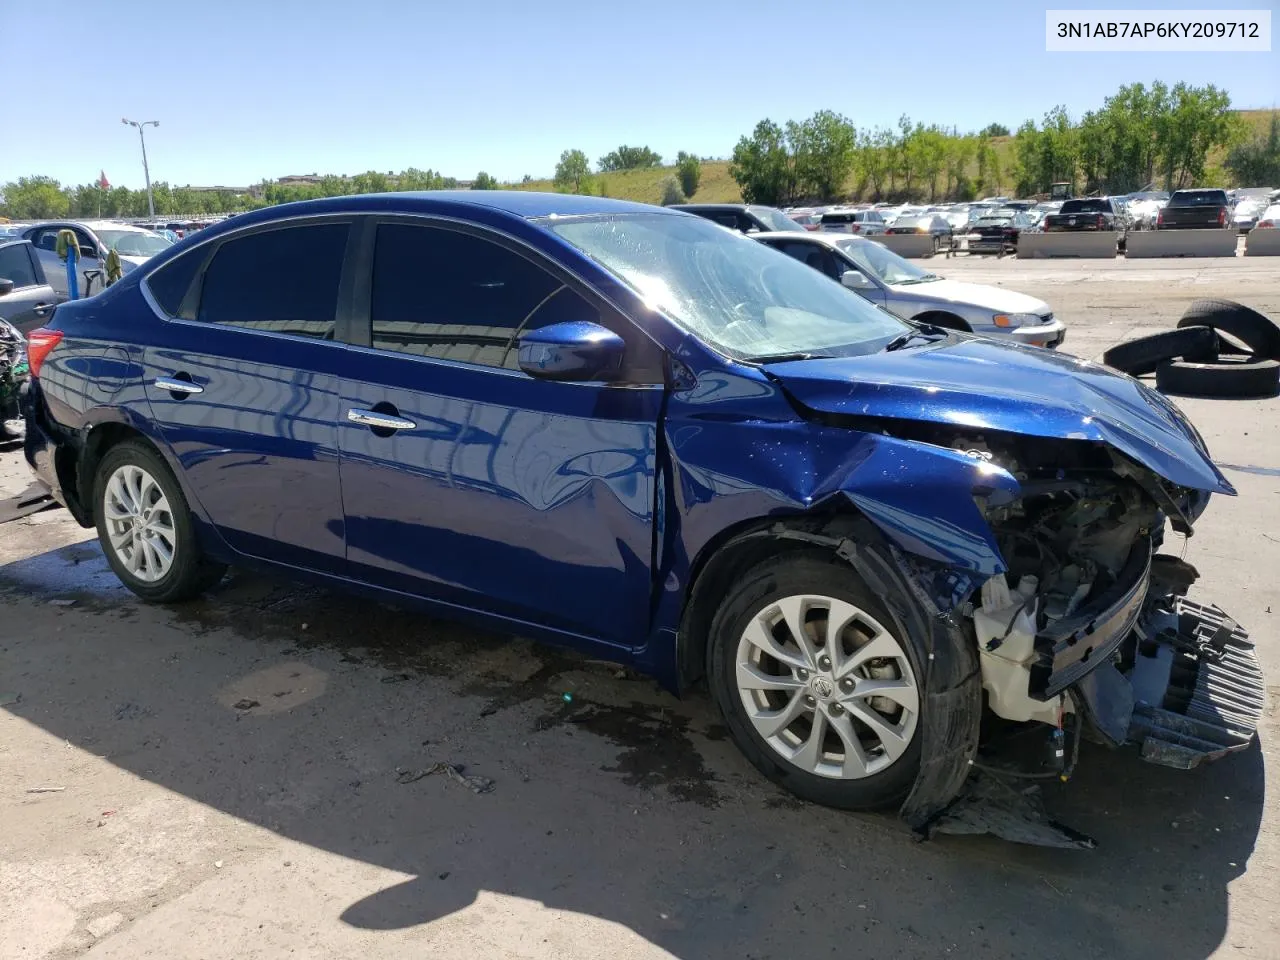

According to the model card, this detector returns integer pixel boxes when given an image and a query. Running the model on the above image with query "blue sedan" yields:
[21,192,1261,826]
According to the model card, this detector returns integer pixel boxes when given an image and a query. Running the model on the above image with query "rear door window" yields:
[197,223,349,339]
[0,243,37,289]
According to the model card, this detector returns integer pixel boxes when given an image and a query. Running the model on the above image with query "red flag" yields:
[98,170,110,190]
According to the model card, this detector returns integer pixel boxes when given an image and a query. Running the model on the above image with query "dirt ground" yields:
[2,255,1278,959]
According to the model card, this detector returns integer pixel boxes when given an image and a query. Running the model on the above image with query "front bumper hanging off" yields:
[1073,591,1266,769]
[1127,597,1265,768]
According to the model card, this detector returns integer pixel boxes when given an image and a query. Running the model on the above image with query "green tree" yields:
[1154,82,1237,189]
[675,151,701,198]
[791,110,856,199]
[857,128,894,200]
[554,149,592,193]
[350,170,392,194]
[975,136,1001,196]
[659,174,686,206]
[979,123,1010,138]
[472,171,499,190]
[0,176,71,218]
[1226,112,1280,186]
[730,119,794,205]
[598,145,663,171]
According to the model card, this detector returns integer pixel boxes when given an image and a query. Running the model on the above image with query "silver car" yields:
[21,220,174,298]
[754,231,1065,347]
[0,239,61,334]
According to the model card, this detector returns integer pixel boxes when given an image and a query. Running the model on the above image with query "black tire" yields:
[1101,325,1219,376]
[93,439,227,602]
[707,554,925,811]
[1155,358,1280,398]
[1177,299,1280,360]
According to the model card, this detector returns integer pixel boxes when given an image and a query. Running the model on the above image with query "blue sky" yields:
[3,0,1276,189]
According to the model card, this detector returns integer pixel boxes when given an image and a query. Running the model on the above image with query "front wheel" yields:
[708,555,924,810]
[94,440,227,602]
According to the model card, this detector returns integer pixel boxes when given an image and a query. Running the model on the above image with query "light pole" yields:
[121,118,159,218]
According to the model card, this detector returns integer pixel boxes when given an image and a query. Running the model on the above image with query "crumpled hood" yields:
[888,278,1050,316]
[764,336,1234,495]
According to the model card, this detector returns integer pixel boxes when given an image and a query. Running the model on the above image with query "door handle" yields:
[33,303,51,316]
[347,408,416,431]
[154,376,204,395]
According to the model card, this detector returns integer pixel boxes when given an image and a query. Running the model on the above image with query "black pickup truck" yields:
[1042,198,1120,232]
[1156,189,1231,230]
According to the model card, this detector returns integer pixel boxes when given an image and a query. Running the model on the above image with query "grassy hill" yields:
[511,109,1275,206]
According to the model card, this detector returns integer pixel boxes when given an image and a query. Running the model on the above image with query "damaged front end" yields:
[968,434,1264,774]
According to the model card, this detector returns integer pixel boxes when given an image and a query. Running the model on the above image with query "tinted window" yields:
[0,244,36,288]
[198,223,349,339]
[146,250,203,316]
[1171,190,1228,206]
[370,223,598,369]
[1061,199,1109,213]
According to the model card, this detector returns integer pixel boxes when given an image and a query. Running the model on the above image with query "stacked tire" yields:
[1102,300,1280,399]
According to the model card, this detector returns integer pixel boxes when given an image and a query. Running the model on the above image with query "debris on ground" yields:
[26,786,66,794]
[48,598,77,607]
[0,693,19,707]
[395,762,495,794]
[924,774,1095,850]
[232,698,260,710]
[0,480,57,524]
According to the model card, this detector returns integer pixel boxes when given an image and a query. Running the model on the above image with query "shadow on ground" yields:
[1,541,1265,959]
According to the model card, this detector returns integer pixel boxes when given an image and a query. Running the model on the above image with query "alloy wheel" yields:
[102,464,177,583]
[735,594,920,779]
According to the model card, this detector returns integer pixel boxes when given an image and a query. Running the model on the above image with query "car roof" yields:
[23,219,156,234]
[669,203,749,212]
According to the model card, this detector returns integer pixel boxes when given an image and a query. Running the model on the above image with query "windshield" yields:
[749,206,808,233]
[835,238,938,285]
[549,214,908,360]
[97,229,174,257]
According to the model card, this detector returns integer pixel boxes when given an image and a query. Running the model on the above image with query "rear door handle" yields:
[154,376,204,395]
[33,303,51,316]
[347,408,416,431]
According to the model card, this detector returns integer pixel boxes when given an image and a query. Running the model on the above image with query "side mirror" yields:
[518,321,625,382]
[0,278,13,296]
[840,270,874,290]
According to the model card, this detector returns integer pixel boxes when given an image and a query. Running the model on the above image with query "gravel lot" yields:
[2,256,1278,960]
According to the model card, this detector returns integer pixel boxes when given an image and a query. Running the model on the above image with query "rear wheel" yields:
[94,440,226,602]
[708,555,924,810]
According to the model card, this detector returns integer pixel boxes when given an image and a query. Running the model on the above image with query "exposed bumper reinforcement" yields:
[1127,598,1264,769]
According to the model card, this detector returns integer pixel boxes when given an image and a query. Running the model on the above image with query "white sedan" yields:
[754,230,1065,347]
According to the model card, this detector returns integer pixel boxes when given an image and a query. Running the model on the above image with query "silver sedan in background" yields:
[753,230,1065,346]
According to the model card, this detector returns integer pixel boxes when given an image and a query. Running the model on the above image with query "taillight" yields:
[850,224,861,233]
[1258,219,1275,229]
[1157,210,1164,226]
[1218,208,1226,226]
[26,328,64,377]
[1096,214,1105,228]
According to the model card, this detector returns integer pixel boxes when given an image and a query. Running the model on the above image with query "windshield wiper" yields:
[882,329,943,352]
[746,351,832,363]
[894,273,941,285]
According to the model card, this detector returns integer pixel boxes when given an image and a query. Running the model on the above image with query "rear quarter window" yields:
[145,251,203,316]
